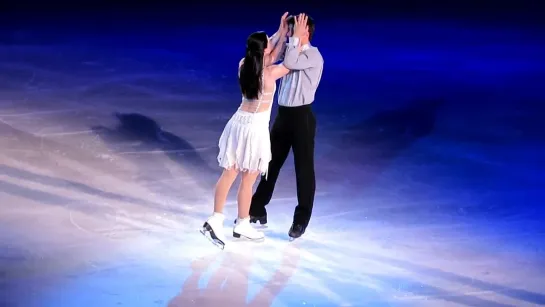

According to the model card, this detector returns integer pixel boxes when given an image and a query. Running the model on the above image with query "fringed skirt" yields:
[217,110,271,176]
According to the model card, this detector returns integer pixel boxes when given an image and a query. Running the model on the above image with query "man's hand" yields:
[293,13,308,40]
[278,12,289,35]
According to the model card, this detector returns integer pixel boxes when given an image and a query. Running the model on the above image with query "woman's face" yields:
[263,36,272,55]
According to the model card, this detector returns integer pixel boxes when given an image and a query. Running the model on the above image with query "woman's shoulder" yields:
[263,64,276,73]
[263,63,282,76]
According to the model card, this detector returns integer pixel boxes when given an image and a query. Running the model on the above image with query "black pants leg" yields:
[292,108,316,226]
[250,112,291,216]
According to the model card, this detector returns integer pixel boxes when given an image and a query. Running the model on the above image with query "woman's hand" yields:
[278,12,289,35]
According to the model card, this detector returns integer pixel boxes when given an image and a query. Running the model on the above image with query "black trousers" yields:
[250,104,316,226]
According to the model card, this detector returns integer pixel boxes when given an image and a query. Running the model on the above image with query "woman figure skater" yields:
[201,15,293,249]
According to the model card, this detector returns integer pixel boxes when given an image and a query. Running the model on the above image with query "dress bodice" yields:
[238,58,276,114]
[239,81,276,113]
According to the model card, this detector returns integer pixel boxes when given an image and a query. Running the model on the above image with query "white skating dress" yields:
[217,62,276,177]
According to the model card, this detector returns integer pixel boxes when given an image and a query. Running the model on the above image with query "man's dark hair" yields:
[287,14,315,41]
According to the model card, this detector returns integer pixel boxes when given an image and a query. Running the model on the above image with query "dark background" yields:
[1,0,544,26]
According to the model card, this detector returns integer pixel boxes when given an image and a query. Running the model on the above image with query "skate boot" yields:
[201,213,227,249]
[288,223,307,241]
[233,217,265,241]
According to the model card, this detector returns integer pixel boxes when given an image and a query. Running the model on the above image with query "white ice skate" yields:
[233,217,265,241]
[201,213,227,249]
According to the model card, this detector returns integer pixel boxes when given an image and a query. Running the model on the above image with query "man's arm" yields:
[283,37,321,70]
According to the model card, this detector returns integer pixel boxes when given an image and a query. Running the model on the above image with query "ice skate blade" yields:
[200,223,225,250]
[200,229,225,250]
[288,234,304,242]
[232,232,265,242]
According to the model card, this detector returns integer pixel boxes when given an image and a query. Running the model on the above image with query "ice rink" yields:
[1,15,544,307]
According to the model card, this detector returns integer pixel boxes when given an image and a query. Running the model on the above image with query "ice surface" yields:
[1,18,544,307]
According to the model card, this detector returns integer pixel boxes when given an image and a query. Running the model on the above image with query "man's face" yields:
[286,23,309,41]
[286,24,294,38]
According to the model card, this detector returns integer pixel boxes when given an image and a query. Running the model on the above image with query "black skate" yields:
[288,223,306,241]
[200,222,225,250]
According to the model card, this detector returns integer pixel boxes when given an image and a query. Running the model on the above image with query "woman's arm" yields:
[268,31,281,49]
[265,34,288,66]
[266,64,290,81]
[265,12,289,66]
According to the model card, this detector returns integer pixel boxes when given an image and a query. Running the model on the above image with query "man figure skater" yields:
[249,13,324,239]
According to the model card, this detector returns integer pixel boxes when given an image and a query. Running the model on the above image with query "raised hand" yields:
[293,13,308,39]
[279,12,289,35]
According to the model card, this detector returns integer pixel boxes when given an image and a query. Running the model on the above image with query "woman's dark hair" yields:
[239,31,268,100]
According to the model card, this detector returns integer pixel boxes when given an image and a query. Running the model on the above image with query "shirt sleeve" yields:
[283,37,322,70]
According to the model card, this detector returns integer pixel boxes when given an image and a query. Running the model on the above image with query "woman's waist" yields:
[230,109,271,123]
[238,100,272,113]
[234,107,271,116]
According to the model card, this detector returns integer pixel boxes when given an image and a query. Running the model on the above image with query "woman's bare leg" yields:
[233,170,265,240]
[214,168,238,213]
[202,168,239,249]
[237,171,260,219]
